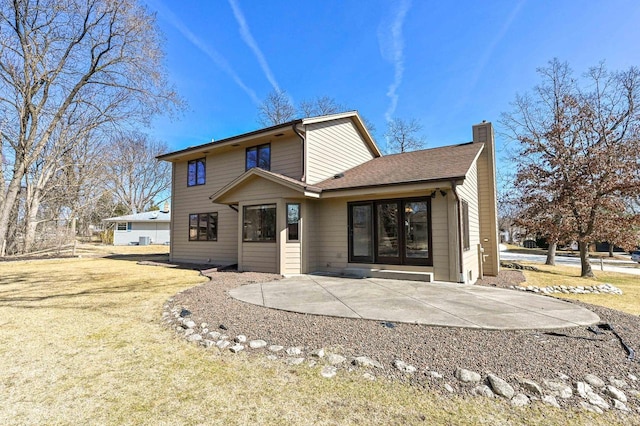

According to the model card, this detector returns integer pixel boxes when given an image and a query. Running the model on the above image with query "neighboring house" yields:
[103,209,171,246]
[157,112,499,284]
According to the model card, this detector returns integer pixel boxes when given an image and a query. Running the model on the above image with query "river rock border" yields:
[510,283,623,295]
[161,299,637,416]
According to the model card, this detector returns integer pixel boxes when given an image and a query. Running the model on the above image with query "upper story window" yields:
[188,158,206,186]
[246,143,270,171]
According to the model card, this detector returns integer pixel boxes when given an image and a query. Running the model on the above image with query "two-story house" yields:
[157,111,499,284]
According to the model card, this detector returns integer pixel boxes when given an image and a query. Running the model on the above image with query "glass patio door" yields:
[376,201,400,264]
[348,198,432,266]
[349,203,374,263]
[403,200,429,264]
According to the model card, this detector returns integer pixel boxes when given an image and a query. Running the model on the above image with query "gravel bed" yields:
[167,268,640,412]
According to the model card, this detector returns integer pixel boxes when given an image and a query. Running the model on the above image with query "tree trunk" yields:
[0,171,26,256]
[578,240,594,278]
[545,242,557,265]
[608,243,614,257]
[23,188,42,253]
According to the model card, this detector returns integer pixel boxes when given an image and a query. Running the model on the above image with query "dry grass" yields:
[521,264,640,315]
[75,242,170,256]
[0,254,630,425]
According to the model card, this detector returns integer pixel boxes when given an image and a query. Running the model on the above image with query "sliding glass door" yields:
[348,197,431,266]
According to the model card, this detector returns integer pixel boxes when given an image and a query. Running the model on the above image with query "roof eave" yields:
[157,119,303,162]
[319,176,467,196]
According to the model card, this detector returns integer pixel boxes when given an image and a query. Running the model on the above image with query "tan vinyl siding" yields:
[473,122,499,277]
[207,149,245,192]
[230,178,302,202]
[476,144,499,276]
[271,136,302,179]
[312,198,349,274]
[170,203,237,265]
[241,243,278,273]
[234,187,305,274]
[430,195,451,281]
[169,163,176,261]
[305,200,319,272]
[170,150,242,265]
[456,162,480,283]
[283,243,301,274]
[170,136,304,265]
[305,118,376,185]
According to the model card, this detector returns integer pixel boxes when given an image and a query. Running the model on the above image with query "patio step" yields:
[342,268,433,282]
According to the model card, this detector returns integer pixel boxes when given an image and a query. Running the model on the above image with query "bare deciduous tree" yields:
[298,95,345,117]
[257,90,296,126]
[496,169,521,245]
[384,117,426,153]
[502,58,640,277]
[20,118,96,252]
[105,132,171,215]
[0,0,179,255]
[257,90,380,145]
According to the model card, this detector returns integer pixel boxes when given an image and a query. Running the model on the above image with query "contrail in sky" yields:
[228,0,281,93]
[378,0,412,122]
[151,0,261,105]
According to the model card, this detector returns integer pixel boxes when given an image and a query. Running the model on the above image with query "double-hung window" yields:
[246,144,270,170]
[189,212,218,241]
[287,203,300,241]
[187,158,206,186]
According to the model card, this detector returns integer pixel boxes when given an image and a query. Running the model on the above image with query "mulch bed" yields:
[166,267,640,414]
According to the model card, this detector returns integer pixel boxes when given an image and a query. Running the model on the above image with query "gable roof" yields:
[316,142,484,191]
[210,168,321,204]
[157,111,381,161]
[103,210,170,223]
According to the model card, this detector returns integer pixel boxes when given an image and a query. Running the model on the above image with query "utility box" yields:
[139,236,151,246]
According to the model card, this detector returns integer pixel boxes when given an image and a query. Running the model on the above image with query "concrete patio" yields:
[229,274,600,330]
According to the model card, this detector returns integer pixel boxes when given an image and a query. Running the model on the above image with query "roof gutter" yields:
[450,180,465,283]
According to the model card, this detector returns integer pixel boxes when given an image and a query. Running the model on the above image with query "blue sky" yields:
[146,0,640,164]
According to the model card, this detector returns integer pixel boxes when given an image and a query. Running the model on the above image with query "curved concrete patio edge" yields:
[229,275,600,330]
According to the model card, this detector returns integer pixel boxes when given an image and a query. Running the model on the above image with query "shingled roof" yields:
[316,142,484,191]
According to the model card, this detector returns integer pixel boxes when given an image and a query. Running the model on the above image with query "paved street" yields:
[500,252,640,276]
